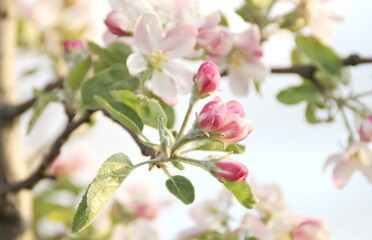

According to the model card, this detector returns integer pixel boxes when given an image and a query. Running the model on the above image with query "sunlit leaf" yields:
[224,181,259,209]
[111,90,166,128]
[72,153,134,233]
[94,96,142,134]
[296,36,342,76]
[276,83,319,105]
[143,90,175,128]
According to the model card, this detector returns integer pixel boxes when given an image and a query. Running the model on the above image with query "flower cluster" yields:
[104,0,270,104]
[196,96,253,142]
[325,115,372,188]
[179,183,331,240]
[170,61,253,183]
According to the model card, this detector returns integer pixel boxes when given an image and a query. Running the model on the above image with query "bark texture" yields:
[0,0,33,239]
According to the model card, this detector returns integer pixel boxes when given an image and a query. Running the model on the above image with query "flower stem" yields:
[173,156,209,171]
[176,96,198,141]
[354,90,372,99]
[161,164,173,178]
[133,158,166,168]
[340,107,356,141]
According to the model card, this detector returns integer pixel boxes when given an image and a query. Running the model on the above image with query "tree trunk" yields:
[0,0,33,239]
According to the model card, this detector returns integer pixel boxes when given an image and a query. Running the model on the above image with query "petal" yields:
[333,160,357,189]
[228,66,250,96]
[323,153,342,171]
[234,25,262,55]
[360,165,372,183]
[161,25,198,58]
[134,11,162,54]
[162,61,193,94]
[197,11,221,30]
[244,60,270,83]
[151,70,178,105]
[127,53,148,75]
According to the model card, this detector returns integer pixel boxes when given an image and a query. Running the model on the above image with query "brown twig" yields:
[101,110,157,158]
[271,54,372,79]
[0,78,63,121]
[0,110,93,194]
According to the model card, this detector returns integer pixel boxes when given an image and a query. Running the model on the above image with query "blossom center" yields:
[228,51,245,67]
[150,51,170,70]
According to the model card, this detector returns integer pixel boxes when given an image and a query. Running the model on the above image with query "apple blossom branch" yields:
[101,109,157,158]
[0,110,93,195]
[0,78,64,122]
[271,54,372,79]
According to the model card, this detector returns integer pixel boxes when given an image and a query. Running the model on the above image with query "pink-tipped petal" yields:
[197,97,227,131]
[197,11,221,30]
[332,160,357,189]
[213,157,249,182]
[161,25,198,58]
[127,53,148,75]
[162,61,193,94]
[198,27,233,57]
[151,70,178,105]
[104,11,131,37]
[359,115,372,142]
[229,66,251,96]
[194,61,221,96]
[234,25,262,56]
[134,11,162,54]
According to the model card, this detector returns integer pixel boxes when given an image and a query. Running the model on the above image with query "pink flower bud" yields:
[198,27,233,57]
[104,11,131,37]
[212,157,249,182]
[62,39,85,52]
[218,101,253,142]
[197,96,226,131]
[359,115,372,142]
[197,97,252,142]
[292,219,330,240]
[194,61,220,96]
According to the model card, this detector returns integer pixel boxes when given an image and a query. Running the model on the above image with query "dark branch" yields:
[0,79,63,121]
[101,110,157,158]
[0,111,93,194]
[271,54,372,78]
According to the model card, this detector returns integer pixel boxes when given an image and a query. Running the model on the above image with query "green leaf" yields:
[72,153,134,234]
[88,42,130,64]
[280,7,308,32]
[27,89,59,134]
[94,95,142,134]
[235,0,267,27]
[224,181,259,209]
[143,90,175,128]
[276,83,319,105]
[296,36,342,76]
[291,48,311,65]
[219,12,228,27]
[165,175,195,205]
[81,64,140,109]
[66,57,92,90]
[192,140,246,154]
[111,90,167,128]
[88,41,132,73]
[305,103,322,124]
